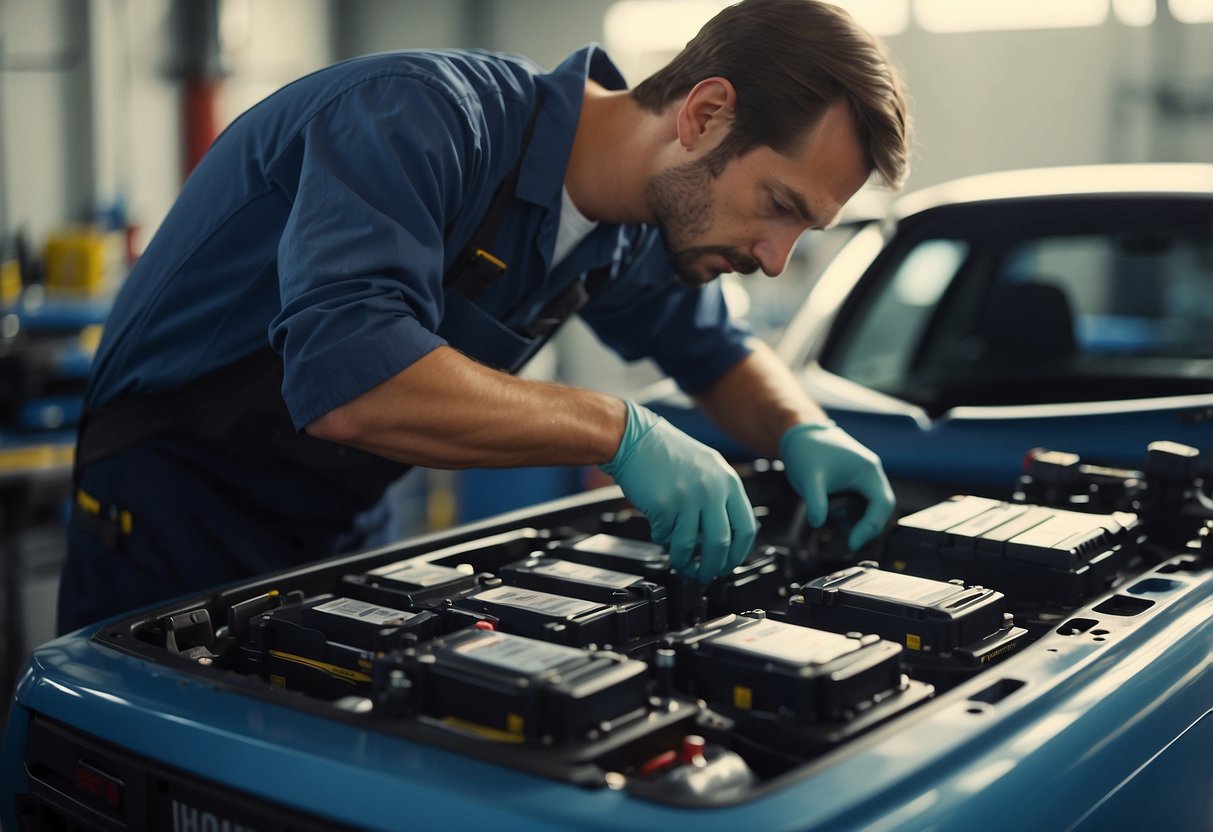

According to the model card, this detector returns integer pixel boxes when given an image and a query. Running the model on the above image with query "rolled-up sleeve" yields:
[270,77,479,428]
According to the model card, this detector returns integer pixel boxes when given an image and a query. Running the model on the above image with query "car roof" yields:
[892,163,1213,220]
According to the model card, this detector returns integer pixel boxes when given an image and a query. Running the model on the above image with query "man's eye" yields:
[770,195,792,215]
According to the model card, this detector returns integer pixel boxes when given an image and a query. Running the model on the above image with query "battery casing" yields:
[787,563,1027,666]
[668,613,906,723]
[548,533,783,625]
[498,555,667,635]
[342,557,481,607]
[889,496,1139,605]
[242,595,440,697]
[380,629,650,744]
[452,584,645,649]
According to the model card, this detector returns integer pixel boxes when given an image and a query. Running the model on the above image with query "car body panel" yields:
[3,488,1211,832]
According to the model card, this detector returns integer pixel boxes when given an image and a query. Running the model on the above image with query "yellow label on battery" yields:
[269,674,287,687]
[440,716,526,744]
[906,633,922,651]
[733,685,753,710]
[268,650,372,684]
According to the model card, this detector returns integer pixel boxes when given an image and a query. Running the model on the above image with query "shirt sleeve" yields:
[579,231,754,396]
[270,77,481,429]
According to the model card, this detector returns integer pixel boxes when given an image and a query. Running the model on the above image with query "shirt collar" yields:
[516,45,629,208]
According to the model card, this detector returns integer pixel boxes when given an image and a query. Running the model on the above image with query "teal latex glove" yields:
[601,400,758,583]
[779,421,895,551]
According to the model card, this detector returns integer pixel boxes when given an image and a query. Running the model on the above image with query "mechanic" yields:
[58,0,911,633]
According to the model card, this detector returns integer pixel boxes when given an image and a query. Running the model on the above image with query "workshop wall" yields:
[4,1,1210,270]
[0,0,333,260]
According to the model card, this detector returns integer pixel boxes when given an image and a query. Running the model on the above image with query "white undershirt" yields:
[551,186,599,268]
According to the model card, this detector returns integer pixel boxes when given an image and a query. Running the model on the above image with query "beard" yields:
[644,156,759,286]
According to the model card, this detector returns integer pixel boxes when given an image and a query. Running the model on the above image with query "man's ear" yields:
[675,77,737,151]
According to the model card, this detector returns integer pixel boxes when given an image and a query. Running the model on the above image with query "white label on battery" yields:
[575,534,665,562]
[846,570,958,607]
[473,586,601,618]
[710,618,859,666]
[530,559,639,588]
[454,631,586,675]
[312,597,415,625]
[370,558,465,587]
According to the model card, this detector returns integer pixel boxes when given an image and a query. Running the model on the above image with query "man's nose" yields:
[752,227,803,277]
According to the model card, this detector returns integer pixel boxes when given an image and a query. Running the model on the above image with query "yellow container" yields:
[43,227,114,296]
[0,256,20,305]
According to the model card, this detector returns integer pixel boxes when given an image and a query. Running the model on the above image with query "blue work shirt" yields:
[86,46,753,429]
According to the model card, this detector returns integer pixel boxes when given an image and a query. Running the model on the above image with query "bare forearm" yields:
[694,339,828,457]
[306,345,626,468]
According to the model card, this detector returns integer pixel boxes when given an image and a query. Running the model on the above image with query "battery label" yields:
[530,559,639,588]
[843,570,959,607]
[312,597,415,625]
[574,534,665,562]
[370,559,465,587]
[711,619,859,666]
[473,586,601,618]
[454,631,586,675]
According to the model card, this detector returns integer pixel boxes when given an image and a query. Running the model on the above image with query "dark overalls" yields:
[57,46,752,634]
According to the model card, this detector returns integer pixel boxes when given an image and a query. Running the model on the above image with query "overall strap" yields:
[444,94,544,300]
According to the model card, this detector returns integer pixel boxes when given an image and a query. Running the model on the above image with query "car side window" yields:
[1002,233,1213,360]
[823,212,1213,412]
[829,239,969,387]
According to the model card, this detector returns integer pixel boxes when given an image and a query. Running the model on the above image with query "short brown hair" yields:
[632,0,911,188]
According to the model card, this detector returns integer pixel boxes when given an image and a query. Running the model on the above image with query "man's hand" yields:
[601,400,758,582]
[779,421,895,550]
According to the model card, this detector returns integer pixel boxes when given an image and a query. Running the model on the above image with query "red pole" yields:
[183,78,222,180]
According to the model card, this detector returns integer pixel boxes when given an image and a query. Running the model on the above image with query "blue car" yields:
[3,165,1212,832]
[649,163,1213,509]
[5,451,1212,831]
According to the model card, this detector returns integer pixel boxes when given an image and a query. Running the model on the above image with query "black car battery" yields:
[374,629,651,745]
[345,528,552,606]
[498,555,667,635]
[242,595,441,698]
[342,558,480,606]
[785,562,1027,681]
[703,546,787,619]
[660,612,932,757]
[889,496,1139,606]
[339,560,500,635]
[596,507,654,542]
[1016,443,1213,552]
[451,584,645,649]
[549,532,670,577]
[547,533,783,626]
[665,612,907,722]
[1014,448,1141,513]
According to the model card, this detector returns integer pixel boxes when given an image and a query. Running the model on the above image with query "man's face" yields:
[646,100,870,287]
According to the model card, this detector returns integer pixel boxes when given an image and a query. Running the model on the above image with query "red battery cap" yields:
[473,620,496,631]
[680,735,707,765]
